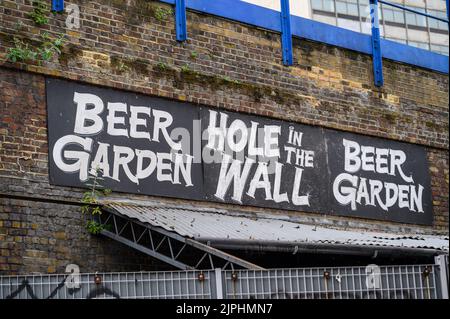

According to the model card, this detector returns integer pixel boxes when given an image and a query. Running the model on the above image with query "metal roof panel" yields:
[105,202,449,252]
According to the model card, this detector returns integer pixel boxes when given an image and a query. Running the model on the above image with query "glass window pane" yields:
[323,0,335,12]
[348,3,358,16]
[336,1,347,14]
[393,10,404,23]
[312,0,323,10]
[406,12,416,25]
[428,17,438,29]
[416,15,427,27]
[438,21,448,30]
[359,4,369,19]
[383,8,394,22]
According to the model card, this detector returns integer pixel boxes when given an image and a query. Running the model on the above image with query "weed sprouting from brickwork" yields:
[6,33,65,65]
[81,168,112,235]
[190,51,198,59]
[154,6,173,22]
[28,0,50,25]
[7,1,67,65]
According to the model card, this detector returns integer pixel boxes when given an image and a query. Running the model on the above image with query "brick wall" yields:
[0,0,448,275]
[0,197,171,274]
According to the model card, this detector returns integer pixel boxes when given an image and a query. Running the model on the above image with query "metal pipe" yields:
[379,0,449,23]
[200,238,445,258]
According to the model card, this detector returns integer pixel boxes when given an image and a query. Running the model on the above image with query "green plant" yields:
[28,0,50,25]
[81,167,112,235]
[156,61,168,71]
[222,76,241,85]
[86,220,105,235]
[38,32,65,62]
[6,33,65,64]
[154,7,173,22]
[117,60,130,72]
[190,51,198,59]
[6,38,38,63]
[181,64,191,73]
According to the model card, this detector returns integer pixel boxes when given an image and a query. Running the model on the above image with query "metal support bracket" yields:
[51,0,64,12]
[280,0,293,66]
[370,0,384,87]
[175,0,187,42]
[98,208,264,271]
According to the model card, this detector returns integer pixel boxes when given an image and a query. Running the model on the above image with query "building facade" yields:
[0,0,448,294]
[243,0,449,55]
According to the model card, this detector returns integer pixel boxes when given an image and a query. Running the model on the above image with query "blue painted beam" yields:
[370,0,384,87]
[280,0,293,66]
[51,0,64,12]
[157,0,448,74]
[175,0,187,42]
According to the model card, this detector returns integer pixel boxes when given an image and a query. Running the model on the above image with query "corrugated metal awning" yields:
[104,201,449,254]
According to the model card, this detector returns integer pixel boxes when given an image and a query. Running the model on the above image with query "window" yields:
[427,9,448,31]
[336,0,359,16]
[358,3,382,21]
[430,43,449,55]
[308,0,449,56]
[405,7,427,27]
[312,0,335,12]
[382,6,405,24]
[323,0,335,12]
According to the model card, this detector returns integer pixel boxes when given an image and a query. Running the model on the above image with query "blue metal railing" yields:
[47,0,448,86]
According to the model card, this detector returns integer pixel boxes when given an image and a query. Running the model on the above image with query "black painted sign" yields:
[46,78,433,225]
[46,78,204,200]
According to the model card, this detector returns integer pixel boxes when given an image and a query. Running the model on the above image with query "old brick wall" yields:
[0,197,172,274]
[0,0,448,275]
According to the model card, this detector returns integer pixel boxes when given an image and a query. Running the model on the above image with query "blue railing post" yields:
[175,0,187,42]
[51,0,64,12]
[370,0,384,87]
[280,0,293,66]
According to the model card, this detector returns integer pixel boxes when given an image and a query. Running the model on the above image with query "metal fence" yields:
[0,271,215,299]
[1,260,448,299]
[222,265,440,299]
